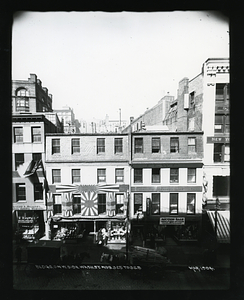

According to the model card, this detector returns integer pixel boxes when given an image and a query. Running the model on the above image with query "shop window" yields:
[116,194,124,214]
[169,193,178,214]
[134,168,143,183]
[134,138,143,153]
[16,184,26,201]
[170,168,179,183]
[34,183,43,201]
[53,194,62,215]
[151,193,160,215]
[97,138,105,154]
[52,169,61,183]
[170,137,179,153]
[114,138,123,153]
[213,176,230,197]
[52,139,60,154]
[14,127,23,143]
[97,169,106,183]
[187,168,196,183]
[152,137,160,153]
[187,193,196,214]
[188,137,196,153]
[115,168,124,183]
[98,194,106,214]
[134,193,143,215]
[32,127,41,143]
[15,153,24,170]
[152,168,160,183]
[32,153,42,162]
[73,194,81,214]
[72,169,80,183]
[71,138,80,154]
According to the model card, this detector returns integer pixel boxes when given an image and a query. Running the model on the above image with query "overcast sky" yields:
[12,11,229,122]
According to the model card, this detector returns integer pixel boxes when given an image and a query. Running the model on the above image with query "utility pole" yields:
[126,191,130,262]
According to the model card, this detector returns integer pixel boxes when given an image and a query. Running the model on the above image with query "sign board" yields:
[207,136,230,144]
[13,204,46,210]
[159,217,185,225]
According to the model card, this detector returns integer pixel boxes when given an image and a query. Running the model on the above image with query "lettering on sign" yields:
[159,217,185,225]
[207,137,230,144]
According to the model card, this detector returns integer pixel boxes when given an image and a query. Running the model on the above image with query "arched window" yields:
[16,88,29,97]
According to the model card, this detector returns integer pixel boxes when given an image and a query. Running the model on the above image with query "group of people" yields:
[96,226,127,246]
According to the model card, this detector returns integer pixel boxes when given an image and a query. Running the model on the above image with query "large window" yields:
[213,176,230,197]
[115,168,124,183]
[53,194,62,215]
[215,83,229,133]
[151,193,160,215]
[134,138,143,153]
[73,194,81,214]
[114,138,123,153]
[188,137,196,153]
[72,169,80,183]
[52,139,60,154]
[97,138,105,154]
[16,184,26,201]
[32,127,41,143]
[134,168,143,183]
[52,169,61,183]
[187,168,196,183]
[152,137,160,153]
[116,194,124,214]
[98,194,106,214]
[187,193,196,214]
[97,169,106,183]
[152,168,160,183]
[170,168,179,183]
[170,193,178,214]
[71,138,80,154]
[214,115,229,133]
[34,183,43,201]
[214,144,230,163]
[14,127,23,143]
[15,153,24,170]
[16,89,29,112]
[170,137,179,153]
[134,193,143,215]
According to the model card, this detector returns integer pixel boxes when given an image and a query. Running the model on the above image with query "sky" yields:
[12,11,229,122]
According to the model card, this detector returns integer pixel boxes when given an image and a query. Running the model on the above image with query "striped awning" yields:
[206,210,230,243]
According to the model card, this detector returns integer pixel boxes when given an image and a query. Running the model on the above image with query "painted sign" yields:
[207,136,230,143]
[159,217,185,225]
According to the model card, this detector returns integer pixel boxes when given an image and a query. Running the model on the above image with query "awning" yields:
[206,210,230,243]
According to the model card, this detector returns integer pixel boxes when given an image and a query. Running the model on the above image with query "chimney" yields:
[29,74,37,82]
[37,79,42,86]
[130,116,134,124]
[48,94,52,100]
[43,87,48,94]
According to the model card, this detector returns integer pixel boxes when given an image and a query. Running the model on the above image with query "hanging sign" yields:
[159,217,185,225]
[207,137,230,143]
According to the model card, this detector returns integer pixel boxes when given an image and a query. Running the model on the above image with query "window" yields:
[151,193,160,215]
[170,137,179,153]
[32,153,42,162]
[214,115,229,133]
[53,194,62,215]
[134,168,143,183]
[16,89,29,112]
[224,144,230,162]
[16,184,26,201]
[97,169,106,183]
[114,138,123,153]
[15,153,24,170]
[187,193,195,214]
[188,168,196,183]
[134,138,143,153]
[213,176,230,197]
[52,139,60,154]
[17,88,29,97]
[214,144,230,163]
[170,168,179,183]
[189,91,195,107]
[71,138,80,154]
[134,193,143,215]
[52,169,61,183]
[32,127,41,142]
[34,183,43,201]
[14,127,23,143]
[170,193,178,214]
[98,194,106,214]
[188,137,196,153]
[115,168,124,183]
[152,138,160,153]
[152,168,160,183]
[73,194,81,214]
[97,138,105,153]
[72,169,80,183]
[116,194,124,214]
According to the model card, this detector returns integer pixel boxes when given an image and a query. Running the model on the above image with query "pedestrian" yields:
[15,246,22,264]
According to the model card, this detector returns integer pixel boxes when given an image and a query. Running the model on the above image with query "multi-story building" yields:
[53,106,80,133]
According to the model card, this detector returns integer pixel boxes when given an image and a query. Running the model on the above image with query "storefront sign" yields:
[207,136,230,144]
[159,217,185,225]
[13,204,46,210]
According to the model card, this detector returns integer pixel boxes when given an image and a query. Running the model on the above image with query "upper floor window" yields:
[52,139,60,154]
[170,137,179,153]
[213,143,230,163]
[189,91,195,107]
[116,194,124,214]
[72,138,80,154]
[114,138,123,153]
[97,194,106,214]
[152,138,160,153]
[16,183,26,201]
[188,137,196,153]
[15,153,24,170]
[32,153,42,162]
[52,169,61,183]
[72,169,80,183]
[187,193,196,214]
[32,127,41,143]
[97,138,105,154]
[115,168,124,183]
[214,115,229,133]
[34,183,43,201]
[152,168,160,184]
[97,169,106,183]
[14,127,23,143]
[213,176,230,197]
[16,88,29,97]
[53,194,62,215]
[73,194,81,214]
[16,89,29,112]
[151,193,160,215]
[134,138,143,153]
[187,168,196,183]
[169,193,178,214]
[170,168,179,183]
[134,193,143,215]
[134,168,143,183]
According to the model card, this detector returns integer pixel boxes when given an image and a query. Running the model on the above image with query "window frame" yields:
[72,169,81,183]
[32,153,42,162]
[53,194,62,215]
[97,168,106,183]
[52,169,61,184]
[97,138,105,154]
[188,137,196,153]
[115,194,124,215]
[115,168,124,183]
[52,139,60,154]
[152,137,161,153]
[170,168,179,183]
[170,137,179,153]
[134,138,143,153]
[34,183,43,201]
[16,183,26,202]
[187,193,196,214]
[169,193,178,214]
[151,193,160,215]
[134,168,143,183]
[71,138,80,154]
[97,193,106,214]
[134,193,143,215]
[31,127,42,143]
[14,127,23,143]
[114,138,123,154]
[152,168,160,184]
[72,194,81,214]
[15,153,24,170]
[213,143,230,163]
[187,168,196,183]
